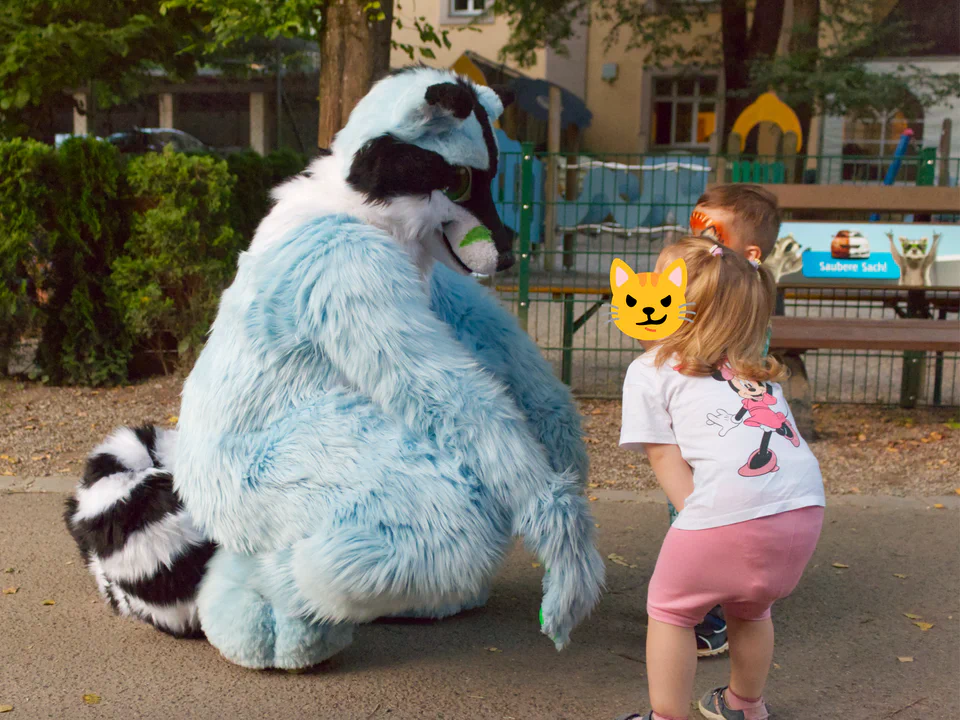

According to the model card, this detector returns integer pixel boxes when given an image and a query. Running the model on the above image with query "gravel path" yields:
[1,377,957,496]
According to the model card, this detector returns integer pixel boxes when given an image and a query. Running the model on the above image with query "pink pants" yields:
[647,506,824,627]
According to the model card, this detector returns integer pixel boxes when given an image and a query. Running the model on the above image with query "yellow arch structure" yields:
[731,91,802,153]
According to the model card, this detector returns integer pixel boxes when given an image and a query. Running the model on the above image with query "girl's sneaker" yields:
[698,687,770,720]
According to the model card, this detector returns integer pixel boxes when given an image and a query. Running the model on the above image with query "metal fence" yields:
[487,144,960,406]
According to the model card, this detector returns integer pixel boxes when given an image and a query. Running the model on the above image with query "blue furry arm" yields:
[430,265,588,484]
[297,222,572,506]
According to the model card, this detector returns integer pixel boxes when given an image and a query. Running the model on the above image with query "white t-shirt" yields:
[620,352,825,531]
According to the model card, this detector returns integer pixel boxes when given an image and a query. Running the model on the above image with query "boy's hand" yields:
[706,408,741,436]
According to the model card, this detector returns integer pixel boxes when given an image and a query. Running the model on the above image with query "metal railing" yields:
[488,144,960,406]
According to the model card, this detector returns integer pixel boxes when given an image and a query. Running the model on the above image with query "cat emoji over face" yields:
[609,257,694,341]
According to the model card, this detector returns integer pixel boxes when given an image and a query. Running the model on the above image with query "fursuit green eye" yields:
[444,166,472,202]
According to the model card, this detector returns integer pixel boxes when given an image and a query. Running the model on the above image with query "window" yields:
[450,0,486,16]
[649,75,719,149]
[841,108,925,183]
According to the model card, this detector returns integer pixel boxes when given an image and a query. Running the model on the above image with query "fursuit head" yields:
[65,66,604,670]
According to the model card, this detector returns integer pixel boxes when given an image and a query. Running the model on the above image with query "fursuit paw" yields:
[538,545,605,651]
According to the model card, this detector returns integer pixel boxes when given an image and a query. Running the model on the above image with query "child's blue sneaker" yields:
[696,605,728,657]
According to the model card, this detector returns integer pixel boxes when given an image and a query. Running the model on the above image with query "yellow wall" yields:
[389,0,546,78]
[581,12,723,154]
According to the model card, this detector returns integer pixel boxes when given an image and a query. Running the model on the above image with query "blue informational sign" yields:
[801,252,900,279]
[780,222,960,285]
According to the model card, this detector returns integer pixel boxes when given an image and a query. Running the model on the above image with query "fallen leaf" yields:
[2,587,18,595]
[76,411,87,418]
[3,568,13,574]
[945,420,960,430]
[607,553,638,569]
[893,574,908,579]
[0,705,12,713]
[42,599,55,606]
[584,437,600,444]
[773,662,781,669]
[167,415,179,424]
[903,613,922,619]
[850,487,861,494]
[590,408,604,415]
[486,647,501,653]
[832,563,849,569]
[933,503,945,509]
[531,562,541,569]
[929,431,943,441]
[955,488,960,495]
[589,496,598,502]
[857,433,866,442]
[595,524,601,528]
[626,464,637,469]
[82,694,101,705]
[913,621,934,631]
[897,656,914,663]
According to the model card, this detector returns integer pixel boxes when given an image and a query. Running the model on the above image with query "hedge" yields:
[0,139,309,385]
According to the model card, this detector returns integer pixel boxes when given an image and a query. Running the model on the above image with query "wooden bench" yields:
[769,316,960,353]
[769,315,960,438]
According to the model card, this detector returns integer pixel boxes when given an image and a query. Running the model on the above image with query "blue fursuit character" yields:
[65,67,604,670]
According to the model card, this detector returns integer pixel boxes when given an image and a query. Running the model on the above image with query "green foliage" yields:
[0,139,304,384]
[0,0,206,138]
[112,146,240,372]
[36,137,132,386]
[164,0,458,65]
[0,139,57,373]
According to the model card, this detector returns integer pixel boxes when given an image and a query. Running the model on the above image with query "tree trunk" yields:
[317,0,394,150]
[719,0,786,146]
[788,0,820,153]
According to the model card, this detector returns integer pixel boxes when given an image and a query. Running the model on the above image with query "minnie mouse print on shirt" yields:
[706,364,801,477]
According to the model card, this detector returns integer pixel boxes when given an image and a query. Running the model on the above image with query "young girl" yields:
[616,237,825,720]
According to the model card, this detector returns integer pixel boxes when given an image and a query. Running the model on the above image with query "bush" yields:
[226,148,309,243]
[112,146,240,372]
[35,137,132,386]
[0,139,57,373]
[0,141,307,384]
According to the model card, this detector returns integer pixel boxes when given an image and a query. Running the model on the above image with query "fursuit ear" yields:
[475,84,509,121]
[425,82,474,120]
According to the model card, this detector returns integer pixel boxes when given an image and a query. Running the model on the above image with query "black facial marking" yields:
[626,295,637,307]
[348,135,459,204]
[660,295,672,308]
[425,82,474,119]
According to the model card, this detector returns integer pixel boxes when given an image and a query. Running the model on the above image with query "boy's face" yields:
[690,205,762,262]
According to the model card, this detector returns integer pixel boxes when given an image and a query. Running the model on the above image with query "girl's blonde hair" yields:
[652,236,786,382]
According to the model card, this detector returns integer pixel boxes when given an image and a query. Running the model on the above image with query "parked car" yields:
[103,128,212,155]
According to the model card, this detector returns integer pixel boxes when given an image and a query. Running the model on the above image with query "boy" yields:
[673,183,782,657]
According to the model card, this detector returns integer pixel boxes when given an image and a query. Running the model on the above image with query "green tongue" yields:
[459,225,492,248]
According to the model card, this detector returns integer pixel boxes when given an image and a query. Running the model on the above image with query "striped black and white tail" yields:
[64,425,216,638]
